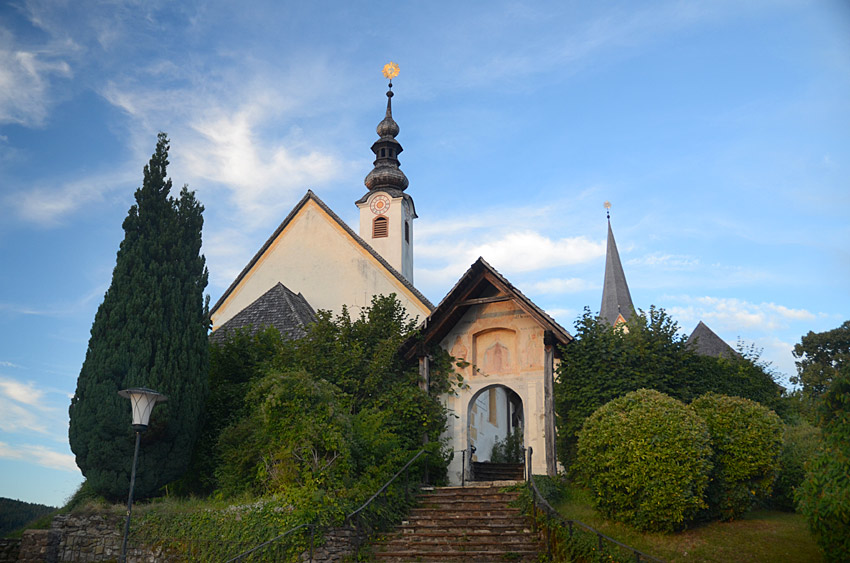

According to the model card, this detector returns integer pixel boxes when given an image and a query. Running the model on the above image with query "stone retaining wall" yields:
[15,513,162,563]
[0,539,21,563]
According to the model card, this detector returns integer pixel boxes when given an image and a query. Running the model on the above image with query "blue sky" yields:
[1,0,848,507]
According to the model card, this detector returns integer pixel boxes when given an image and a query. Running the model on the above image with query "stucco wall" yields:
[212,198,429,329]
[440,300,550,483]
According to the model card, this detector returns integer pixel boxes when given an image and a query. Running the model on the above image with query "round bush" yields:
[691,393,783,521]
[772,422,820,511]
[576,388,712,532]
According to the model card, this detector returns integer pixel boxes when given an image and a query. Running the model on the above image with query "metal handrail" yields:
[525,447,665,563]
[345,449,425,524]
[224,522,311,562]
[225,448,427,563]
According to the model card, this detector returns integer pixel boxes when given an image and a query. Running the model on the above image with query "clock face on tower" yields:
[370,195,390,215]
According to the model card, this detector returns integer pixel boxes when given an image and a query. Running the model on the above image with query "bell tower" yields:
[356,62,416,283]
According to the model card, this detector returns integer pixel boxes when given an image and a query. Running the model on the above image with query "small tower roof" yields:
[686,321,739,359]
[363,64,409,193]
[600,205,635,326]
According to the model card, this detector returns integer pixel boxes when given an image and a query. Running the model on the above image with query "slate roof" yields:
[600,219,635,326]
[400,257,573,360]
[209,190,434,318]
[686,321,739,359]
[210,282,316,344]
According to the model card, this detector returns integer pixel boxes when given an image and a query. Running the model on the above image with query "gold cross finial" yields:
[382,62,400,81]
[604,201,611,219]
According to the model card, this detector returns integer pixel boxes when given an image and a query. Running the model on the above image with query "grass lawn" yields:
[552,484,823,563]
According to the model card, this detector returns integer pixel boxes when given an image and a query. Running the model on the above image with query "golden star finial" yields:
[604,201,611,210]
[382,62,400,81]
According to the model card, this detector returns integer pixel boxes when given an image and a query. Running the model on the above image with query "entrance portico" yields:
[403,257,573,484]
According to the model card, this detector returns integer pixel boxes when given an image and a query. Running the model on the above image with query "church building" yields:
[209,66,568,483]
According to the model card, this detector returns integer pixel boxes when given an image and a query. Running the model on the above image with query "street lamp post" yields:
[117,387,167,563]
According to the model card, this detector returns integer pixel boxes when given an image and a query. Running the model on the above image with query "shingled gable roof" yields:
[600,219,635,326]
[686,321,739,359]
[401,257,573,360]
[209,190,434,317]
[210,282,316,344]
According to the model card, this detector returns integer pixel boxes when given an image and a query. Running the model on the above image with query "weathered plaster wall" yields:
[440,300,550,483]
[356,191,414,282]
[212,198,429,329]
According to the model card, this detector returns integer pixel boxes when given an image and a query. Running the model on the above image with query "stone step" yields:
[381,537,542,551]
[372,549,540,562]
[398,523,532,535]
[402,518,528,529]
[420,491,519,502]
[419,495,519,507]
[391,530,536,541]
[409,507,522,517]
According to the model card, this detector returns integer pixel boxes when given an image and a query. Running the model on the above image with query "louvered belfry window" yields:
[373,216,389,238]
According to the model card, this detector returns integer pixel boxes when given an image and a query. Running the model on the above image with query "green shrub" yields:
[796,361,850,561]
[771,422,820,511]
[796,442,850,561]
[576,389,712,532]
[490,431,523,463]
[691,393,783,521]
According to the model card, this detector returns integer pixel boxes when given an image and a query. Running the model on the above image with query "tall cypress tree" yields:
[69,133,209,500]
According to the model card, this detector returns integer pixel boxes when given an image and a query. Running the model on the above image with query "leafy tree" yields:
[792,321,850,401]
[69,133,209,501]
[771,422,820,511]
[174,326,288,495]
[555,307,697,466]
[555,306,783,468]
[796,360,850,560]
[211,294,450,498]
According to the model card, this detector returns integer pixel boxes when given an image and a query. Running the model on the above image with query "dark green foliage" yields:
[691,393,783,521]
[217,370,353,497]
[490,431,523,463]
[796,443,850,561]
[174,326,288,495]
[211,295,450,499]
[792,320,850,401]
[797,358,850,560]
[690,343,786,415]
[771,422,821,512]
[69,134,209,501]
[555,307,783,468]
[0,498,56,537]
[576,389,712,532]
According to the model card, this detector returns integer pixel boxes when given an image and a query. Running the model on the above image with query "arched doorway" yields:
[466,384,524,481]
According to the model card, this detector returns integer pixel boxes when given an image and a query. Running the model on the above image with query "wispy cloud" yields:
[0,377,46,407]
[0,361,22,368]
[8,168,137,226]
[667,296,818,332]
[0,441,78,472]
[628,253,700,269]
[0,27,73,126]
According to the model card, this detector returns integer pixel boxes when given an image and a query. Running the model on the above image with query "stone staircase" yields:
[372,483,542,562]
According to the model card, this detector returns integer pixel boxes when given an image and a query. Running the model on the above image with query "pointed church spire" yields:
[600,202,635,326]
[364,62,409,192]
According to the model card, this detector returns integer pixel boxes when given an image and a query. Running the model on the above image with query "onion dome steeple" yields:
[364,62,409,192]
